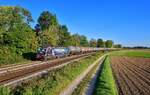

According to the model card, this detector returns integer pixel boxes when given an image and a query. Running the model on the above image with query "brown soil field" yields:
[110,56,150,95]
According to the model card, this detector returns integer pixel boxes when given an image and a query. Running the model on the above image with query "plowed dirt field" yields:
[111,56,150,95]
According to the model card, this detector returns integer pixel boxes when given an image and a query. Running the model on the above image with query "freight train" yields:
[36,46,117,60]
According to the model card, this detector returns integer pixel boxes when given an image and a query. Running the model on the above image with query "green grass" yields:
[0,86,10,95]
[110,50,150,58]
[94,56,118,95]
[8,52,103,95]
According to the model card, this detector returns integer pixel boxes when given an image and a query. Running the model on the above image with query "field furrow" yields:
[111,56,150,95]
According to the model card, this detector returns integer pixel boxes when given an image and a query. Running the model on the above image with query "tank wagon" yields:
[68,46,81,55]
[52,47,70,58]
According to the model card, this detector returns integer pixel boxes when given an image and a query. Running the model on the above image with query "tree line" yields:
[0,6,121,64]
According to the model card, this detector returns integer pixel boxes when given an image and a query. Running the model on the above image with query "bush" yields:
[0,30,39,65]
[0,46,24,65]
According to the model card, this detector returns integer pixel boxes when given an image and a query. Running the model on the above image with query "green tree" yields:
[114,44,122,48]
[0,6,38,54]
[79,35,89,47]
[90,39,97,47]
[38,27,58,47]
[105,40,114,48]
[0,6,33,33]
[38,11,58,30]
[97,38,104,47]
[70,34,81,46]
[37,11,59,47]
[0,6,38,64]
[58,25,72,46]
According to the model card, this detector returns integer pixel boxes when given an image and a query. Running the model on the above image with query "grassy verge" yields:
[2,52,103,95]
[93,56,118,95]
[0,86,10,95]
[71,56,101,95]
[110,50,150,58]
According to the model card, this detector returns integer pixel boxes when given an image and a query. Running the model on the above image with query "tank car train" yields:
[36,46,116,60]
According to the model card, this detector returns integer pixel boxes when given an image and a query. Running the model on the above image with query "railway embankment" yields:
[0,52,103,95]
[0,53,93,86]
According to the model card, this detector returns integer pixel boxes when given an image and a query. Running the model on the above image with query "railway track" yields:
[0,53,94,87]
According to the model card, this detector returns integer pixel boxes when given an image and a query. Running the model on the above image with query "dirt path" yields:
[59,55,106,95]
[84,56,105,95]
[111,56,150,95]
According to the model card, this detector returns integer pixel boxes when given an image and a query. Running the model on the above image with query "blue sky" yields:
[0,0,150,47]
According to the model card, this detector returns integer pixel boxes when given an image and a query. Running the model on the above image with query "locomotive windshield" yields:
[37,47,45,54]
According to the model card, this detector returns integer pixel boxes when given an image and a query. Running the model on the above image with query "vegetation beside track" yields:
[0,52,103,95]
[0,86,10,95]
[93,56,118,95]
[110,50,150,58]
